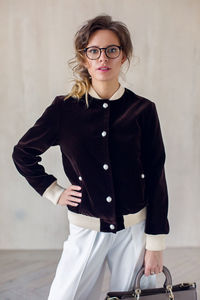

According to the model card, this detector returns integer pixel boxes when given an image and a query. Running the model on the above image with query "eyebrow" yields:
[86,44,120,48]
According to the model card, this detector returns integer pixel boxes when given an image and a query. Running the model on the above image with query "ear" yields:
[121,53,127,65]
[81,56,89,69]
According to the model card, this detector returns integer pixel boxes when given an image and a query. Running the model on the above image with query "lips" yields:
[97,67,111,70]
[97,67,111,73]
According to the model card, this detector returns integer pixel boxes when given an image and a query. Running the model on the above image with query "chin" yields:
[95,75,116,82]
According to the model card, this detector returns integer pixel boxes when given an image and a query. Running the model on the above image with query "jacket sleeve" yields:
[12,96,65,202]
[141,101,170,244]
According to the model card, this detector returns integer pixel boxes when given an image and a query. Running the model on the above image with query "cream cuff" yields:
[42,180,65,205]
[145,234,167,251]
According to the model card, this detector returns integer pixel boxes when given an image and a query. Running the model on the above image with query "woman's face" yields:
[82,29,126,85]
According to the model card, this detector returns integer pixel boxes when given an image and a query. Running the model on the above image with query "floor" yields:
[0,248,199,300]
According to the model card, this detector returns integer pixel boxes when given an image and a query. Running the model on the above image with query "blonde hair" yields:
[64,14,133,108]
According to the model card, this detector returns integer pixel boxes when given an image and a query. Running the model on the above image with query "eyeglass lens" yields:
[86,46,120,59]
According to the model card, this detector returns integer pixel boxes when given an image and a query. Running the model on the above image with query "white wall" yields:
[1,0,200,249]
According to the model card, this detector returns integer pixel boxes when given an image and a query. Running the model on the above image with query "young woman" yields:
[12,14,170,300]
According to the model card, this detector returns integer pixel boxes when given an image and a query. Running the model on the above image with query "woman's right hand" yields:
[57,185,82,206]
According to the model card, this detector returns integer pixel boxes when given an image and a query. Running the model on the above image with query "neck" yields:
[91,79,120,99]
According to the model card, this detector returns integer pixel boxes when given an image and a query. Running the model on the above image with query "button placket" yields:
[102,107,109,171]
[101,101,116,218]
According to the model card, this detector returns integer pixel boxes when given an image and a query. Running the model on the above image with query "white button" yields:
[101,131,107,137]
[103,103,108,108]
[106,196,112,203]
[110,224,115,230]
[103,164,109,170]
[141,173,145,178]
[79,176,82,181]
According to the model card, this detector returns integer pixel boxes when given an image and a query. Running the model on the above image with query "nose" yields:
[99,49,108,61]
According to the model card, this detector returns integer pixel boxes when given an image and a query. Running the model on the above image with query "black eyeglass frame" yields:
[83,44,122,60]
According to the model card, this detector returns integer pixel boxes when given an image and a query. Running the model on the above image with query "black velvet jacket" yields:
[12,88,169,236]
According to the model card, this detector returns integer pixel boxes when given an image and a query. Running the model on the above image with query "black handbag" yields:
[105,265,197,300]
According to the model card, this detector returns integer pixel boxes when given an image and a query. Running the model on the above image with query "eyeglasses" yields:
[83,45,122,60]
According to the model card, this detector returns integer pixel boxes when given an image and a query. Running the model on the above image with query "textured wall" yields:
[1,0,200,249]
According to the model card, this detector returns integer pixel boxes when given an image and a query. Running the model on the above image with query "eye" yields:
[88,47,99,54]
[107,47,118,53]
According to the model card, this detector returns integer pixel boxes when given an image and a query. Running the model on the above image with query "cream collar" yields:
[88,84,125,100]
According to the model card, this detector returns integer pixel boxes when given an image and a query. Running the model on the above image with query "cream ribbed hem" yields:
[145,234,166,251]
[68,210,101,231]
[124,207,146,227]
[68,207,147,232]
[42,182,167,249]
[42,180,65,205]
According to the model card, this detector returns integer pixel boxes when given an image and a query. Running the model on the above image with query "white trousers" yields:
[47,220,156,300]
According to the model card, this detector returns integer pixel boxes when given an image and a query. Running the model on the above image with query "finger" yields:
[151,271,156,276]
[70,190,82,197]
[60,199,79,206]
[67,201,80,206]
[67,196,82,202]
[144,266,151,276]
[158,265,163,273]
[71,185,82,190]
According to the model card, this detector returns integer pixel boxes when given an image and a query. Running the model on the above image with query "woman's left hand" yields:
[144,250,163,276]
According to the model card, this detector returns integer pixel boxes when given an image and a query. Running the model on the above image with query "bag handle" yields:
[134,265,172,289]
